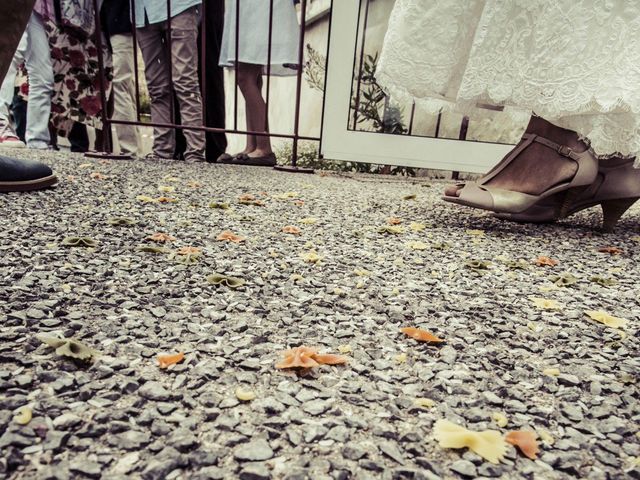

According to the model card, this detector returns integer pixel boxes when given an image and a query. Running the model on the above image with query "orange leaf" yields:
[216,230,246,243]
[148,232,176,243]
[238,193,256,202]
[157,352,185,369]
[598,246,623,255]
[90,172,107,180]
[313,353,349,365]
[176,246,201,255]
[505,431,540,460]
[388,217,402,225]
[534,256,558,267]
[156,196,177,203]
[282,226,301,235]
[400,327,444,343]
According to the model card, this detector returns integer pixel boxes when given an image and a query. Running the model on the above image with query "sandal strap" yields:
[523,133,581,161]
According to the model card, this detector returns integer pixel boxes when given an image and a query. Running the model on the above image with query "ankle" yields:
[525,116,587,153]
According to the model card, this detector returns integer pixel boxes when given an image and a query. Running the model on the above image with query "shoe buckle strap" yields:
[532,135,580,160]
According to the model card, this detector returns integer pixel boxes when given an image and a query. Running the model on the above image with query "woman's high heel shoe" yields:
[494,156,640,231]
[442,133,598,214]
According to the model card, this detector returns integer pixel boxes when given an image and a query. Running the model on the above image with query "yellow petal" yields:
[434,420,508,464]
[530,297,562,310]
[14,406,32,425]
[394,353,407,364]
[414,398,435,409]
[543,368,560,377]
[409,222,426,232]
[407,241,429,250]
[584,310,629,329]
[235,387,256,401]
[492,412,508,428]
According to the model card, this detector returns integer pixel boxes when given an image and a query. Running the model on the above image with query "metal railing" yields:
[91,0,328,170]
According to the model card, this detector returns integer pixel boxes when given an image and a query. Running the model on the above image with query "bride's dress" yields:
[376,0,640,158]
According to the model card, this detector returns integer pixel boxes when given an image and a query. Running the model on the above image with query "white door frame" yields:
[320,0,513,174]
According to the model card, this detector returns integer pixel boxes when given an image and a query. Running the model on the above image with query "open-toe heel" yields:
[442,133,598,214]
[495,156,640,231]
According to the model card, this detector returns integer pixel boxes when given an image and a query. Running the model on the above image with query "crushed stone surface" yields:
[0,150,639,480]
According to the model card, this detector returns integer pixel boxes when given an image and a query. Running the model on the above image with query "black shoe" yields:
[0,155,57,192]
[230,153,277,167]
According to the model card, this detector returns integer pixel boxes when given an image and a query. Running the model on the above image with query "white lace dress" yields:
[376,0,640,158]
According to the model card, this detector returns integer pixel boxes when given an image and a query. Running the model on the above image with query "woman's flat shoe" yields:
[442,133,598,214]
[230,153,277,167]
[494,156,640,231]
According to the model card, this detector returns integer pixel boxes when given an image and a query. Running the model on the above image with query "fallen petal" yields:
[505,430,540,460]
[158,352,185,369]
[400,327,444,343]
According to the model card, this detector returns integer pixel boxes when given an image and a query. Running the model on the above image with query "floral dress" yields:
[19,0,112,136]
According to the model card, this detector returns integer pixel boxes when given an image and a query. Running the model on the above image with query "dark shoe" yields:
[230,153,277,167]
[217,152,248,164]
[0,155,57,192]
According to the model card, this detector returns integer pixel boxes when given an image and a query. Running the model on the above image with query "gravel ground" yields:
[1,149,639,480]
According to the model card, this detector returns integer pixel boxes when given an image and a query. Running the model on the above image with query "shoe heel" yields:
[601,198,638,232]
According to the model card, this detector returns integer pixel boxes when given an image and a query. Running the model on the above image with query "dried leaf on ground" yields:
[584,310,629,329]
[36,334,98,362]
[589,276,617,287]
[400,327,444,343]
[465,260,491,270]
[433,419,508,464]
[282,226,301,235]
[206,273,246,289]
[148,232,176,243]
[216,231,246,243]
[598,246,623,255]
[301,251,322,263]
[530,297,562,310]
[90,172,107,180]
[534,256,559,267]
[209,202,230,209]
[388,217,402,225]
[407,241,429,250]
[238,193,256,202]
[505,431,540,459]
[276,346,348,369]
[108,217,137,226]
[157,352,184,369]
[62,237,98,247]
[550,272,579,287]
[136,245,168,254]
[239,199,265,206]
[176,246,202,256]
[156,196,177,203]
[378,225,405,235]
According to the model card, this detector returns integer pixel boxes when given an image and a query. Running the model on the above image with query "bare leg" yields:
[445,116,588,197]
[237,62,272,157]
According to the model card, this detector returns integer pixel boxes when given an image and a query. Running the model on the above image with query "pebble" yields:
[234,439,274,461]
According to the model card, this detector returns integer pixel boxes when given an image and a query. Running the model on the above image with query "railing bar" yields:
[291,0,308,167]
[233,0,240,130]
[264,0,274,131]
[131,0,141,122]
[352,0,370,130]
[91,0,111,152]
[407,102,415,135]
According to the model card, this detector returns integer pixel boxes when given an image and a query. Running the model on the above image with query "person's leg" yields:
[237,63,272,157]
[110,33,141,156]
[0,0,57,192]
[137,22,175,159]
[69,122,89,153]
[23,12,54,149]
[169,7,205,162]
[0,28,27,147]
